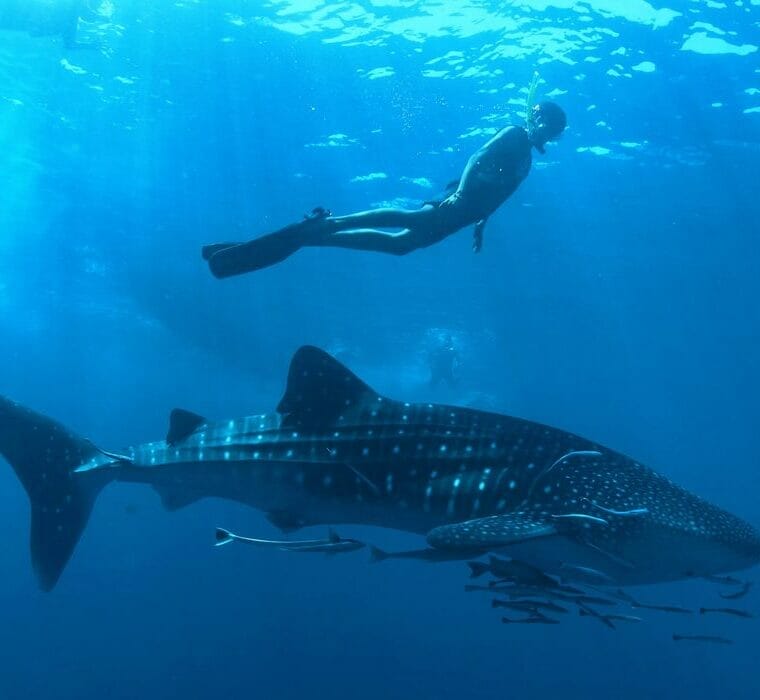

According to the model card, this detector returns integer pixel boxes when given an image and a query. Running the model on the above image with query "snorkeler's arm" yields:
[472,218,486,253]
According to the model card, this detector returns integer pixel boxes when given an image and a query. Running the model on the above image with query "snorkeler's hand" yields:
[472,219,485,253]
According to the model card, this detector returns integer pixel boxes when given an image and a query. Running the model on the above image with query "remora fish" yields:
[472,555,559,588]
[672,634,733,645]
[214,527,365,553]
[720,582,752,600]
[1,346,759,592]
[576,601,616,630]
[632,603,694,614]
[370,546,476,563]
[699,607,754,619]
[502,614,560,625]
[578,610,642,623]
[492,599,569,614]
[559,563,615,585]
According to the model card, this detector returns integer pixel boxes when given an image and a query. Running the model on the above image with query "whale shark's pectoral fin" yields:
[426,513,557,551]
[166,408,207,446]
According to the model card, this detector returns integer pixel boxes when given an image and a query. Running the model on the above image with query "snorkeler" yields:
[203,96,567,278]
[429,334,460,389]
[0,0,100,48]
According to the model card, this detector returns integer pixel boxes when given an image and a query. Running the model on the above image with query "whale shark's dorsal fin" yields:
[277,346,381,428]
[166,408,207,446]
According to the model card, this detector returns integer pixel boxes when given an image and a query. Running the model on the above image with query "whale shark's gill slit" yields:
[545,450,603,477]
[588,501,649,518]
[519,450,604,509]
[552,513,609,526]
[346,463,380,495]
[584,540,637,570]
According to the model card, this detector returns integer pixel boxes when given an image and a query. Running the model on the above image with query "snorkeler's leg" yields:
[329,207,430,230]
[303,206,444,255]
[204,206,437,277]
[306,228,432,255]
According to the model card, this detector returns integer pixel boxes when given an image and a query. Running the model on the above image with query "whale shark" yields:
[1,345,758,591]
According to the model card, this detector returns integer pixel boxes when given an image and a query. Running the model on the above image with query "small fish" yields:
[467,560,491,578]
[559,563,615,585]
[700,574,744,586]
[467,583,581,602]
[571,595,618,607]
[576,602,616,630]
[720,582,753,600]
[372,546,473,563]
[486,556,560,588]
[578,610,641,623]
[502,614,560,625]
[495,586,611,606]
[699,607,754,619]
[613,588,641,606]
[492,599,569,614]
[286,540,365,553]
[506,585,585,601]
[214,527,365,554]
[632,603,693,614]
[673,634,733,645]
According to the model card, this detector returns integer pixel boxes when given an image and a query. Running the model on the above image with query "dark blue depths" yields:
[0,1,758,699]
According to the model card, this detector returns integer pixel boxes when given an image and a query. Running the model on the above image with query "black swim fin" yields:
[206,234,300,279]
[205,212,330,279]
[201,242,240,261]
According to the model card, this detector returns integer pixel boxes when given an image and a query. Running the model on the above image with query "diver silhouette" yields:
[429,334,460,390]
[203,100,567,279]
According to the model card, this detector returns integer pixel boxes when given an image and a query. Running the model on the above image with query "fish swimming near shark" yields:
[578,610,642,624]
[672,634,734,645]
[502,613,560,625]
[214,527,365,554]
[698,607,754,619]
[1,345,759,592]
[720,582,753,600]
[491,599,569,615]
[467,555,558,588]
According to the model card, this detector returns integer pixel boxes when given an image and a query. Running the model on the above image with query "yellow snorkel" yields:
[525,71,540,137]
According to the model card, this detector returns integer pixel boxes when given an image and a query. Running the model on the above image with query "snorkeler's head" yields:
[528,101,567,153]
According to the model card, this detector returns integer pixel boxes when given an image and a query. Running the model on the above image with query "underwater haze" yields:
[1,1,759,699]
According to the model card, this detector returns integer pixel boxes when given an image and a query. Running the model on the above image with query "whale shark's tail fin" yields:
[0,396,114,591]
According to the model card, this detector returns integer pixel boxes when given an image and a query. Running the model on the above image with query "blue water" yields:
[1,1,759,698]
